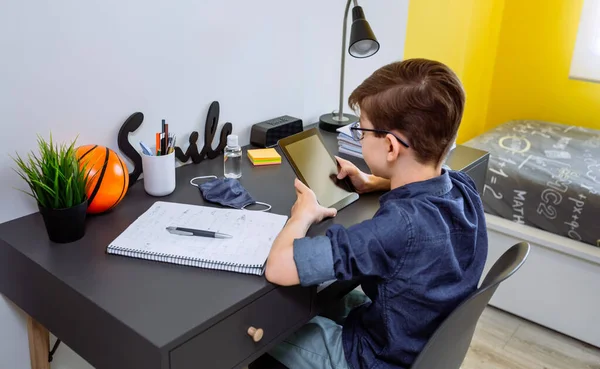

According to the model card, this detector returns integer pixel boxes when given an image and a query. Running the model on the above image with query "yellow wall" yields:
[404,1,472,77]
[404,0,600,143]
[459,0,505,141]
[404,0,505,143]
[486,0,600,131]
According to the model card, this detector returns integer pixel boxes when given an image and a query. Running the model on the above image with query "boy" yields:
[265,58,488,369]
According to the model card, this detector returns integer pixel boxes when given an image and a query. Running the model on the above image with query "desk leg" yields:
[27,315,50,369]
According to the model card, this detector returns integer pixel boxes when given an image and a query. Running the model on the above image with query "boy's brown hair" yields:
[348,58,465,165]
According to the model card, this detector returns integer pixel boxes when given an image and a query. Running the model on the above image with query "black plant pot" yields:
[38,200,88,243]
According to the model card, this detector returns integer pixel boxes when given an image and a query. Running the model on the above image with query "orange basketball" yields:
[76,145,129,214]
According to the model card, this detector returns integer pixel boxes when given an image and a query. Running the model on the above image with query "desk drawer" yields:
[170,286,311,369]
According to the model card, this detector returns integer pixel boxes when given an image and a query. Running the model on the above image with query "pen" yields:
[139,141,153,156]
[169,135,177,154]
[160,119,166,155]
[166,226,232,239]
[163,123,169,156]
[167,135,175,154]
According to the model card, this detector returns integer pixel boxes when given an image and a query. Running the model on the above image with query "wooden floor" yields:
[463,307,600,369]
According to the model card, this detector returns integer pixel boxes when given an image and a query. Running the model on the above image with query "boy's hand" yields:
[335,156,369,193]
[291,178,337,224]
[335,156,386,193]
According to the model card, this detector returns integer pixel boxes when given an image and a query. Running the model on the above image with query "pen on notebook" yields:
[166,226,232,239]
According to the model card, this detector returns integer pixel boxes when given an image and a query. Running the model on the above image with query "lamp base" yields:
[319,112,358,132]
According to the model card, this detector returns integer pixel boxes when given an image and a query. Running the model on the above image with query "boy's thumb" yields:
[326,207,338,218]
[294,178,306,190]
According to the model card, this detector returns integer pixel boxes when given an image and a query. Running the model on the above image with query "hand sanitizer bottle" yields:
[224,134,242,178]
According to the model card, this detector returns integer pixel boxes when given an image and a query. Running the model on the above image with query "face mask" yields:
[190,176,271,212]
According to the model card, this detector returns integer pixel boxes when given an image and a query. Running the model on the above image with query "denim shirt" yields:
[293,170,488,369]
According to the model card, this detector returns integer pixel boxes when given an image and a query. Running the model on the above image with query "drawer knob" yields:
[247,326,264,342]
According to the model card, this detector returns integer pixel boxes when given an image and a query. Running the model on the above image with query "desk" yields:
[0,127,488,369]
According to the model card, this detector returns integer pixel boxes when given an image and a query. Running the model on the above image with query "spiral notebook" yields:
[106,201,288,276]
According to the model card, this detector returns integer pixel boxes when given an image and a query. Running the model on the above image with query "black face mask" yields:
[190,176,271,211]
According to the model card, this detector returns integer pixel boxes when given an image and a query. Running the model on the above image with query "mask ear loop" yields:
[241,202,272,212]
[190,175,218,187]
[191,176,271,212]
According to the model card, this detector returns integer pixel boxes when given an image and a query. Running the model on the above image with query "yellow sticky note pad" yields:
[247,148,281,166]
[248,148,281,161]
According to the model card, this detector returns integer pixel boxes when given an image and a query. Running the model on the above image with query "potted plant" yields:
[12,135,91,243]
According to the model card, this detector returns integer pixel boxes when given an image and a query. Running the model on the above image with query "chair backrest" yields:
[410,242,530,369]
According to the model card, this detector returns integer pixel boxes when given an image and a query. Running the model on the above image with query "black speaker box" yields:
[250,115,303,148]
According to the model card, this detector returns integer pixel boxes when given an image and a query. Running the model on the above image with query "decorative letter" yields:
[117,112,144,187]
[175,101,232,164]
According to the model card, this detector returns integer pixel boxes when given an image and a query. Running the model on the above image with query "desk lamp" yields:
[319,0,380,132]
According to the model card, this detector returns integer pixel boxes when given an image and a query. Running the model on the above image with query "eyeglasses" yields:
[349,122,410,148]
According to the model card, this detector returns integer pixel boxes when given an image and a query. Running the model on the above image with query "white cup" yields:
[141,150,176,196]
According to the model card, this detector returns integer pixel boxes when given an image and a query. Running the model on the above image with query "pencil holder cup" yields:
[141,150,176,197]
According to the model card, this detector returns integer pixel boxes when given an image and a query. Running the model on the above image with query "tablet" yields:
[278,128,359,211]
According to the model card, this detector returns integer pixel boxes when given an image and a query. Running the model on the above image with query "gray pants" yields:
[269,290,371,369]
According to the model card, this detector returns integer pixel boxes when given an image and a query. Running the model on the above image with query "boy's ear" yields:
[386,134,402,162]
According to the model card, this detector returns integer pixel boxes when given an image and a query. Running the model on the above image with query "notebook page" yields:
[109,202,288,266]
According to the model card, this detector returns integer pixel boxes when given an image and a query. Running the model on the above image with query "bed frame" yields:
[484,213,600,348]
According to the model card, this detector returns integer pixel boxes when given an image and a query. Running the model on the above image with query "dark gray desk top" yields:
[0,126,487,369]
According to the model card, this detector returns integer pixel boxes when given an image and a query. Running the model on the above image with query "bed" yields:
[464,120,600,348]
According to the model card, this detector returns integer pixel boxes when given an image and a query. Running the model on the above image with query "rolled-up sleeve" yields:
[293,236,335,286]
[327,206,411,281]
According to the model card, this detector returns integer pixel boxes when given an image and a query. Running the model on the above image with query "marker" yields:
[156,133,161,156]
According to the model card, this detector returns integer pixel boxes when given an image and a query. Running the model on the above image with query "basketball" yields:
[76,145,129,214]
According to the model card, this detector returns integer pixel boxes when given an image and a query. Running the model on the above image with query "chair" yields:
[410,241,530,369]
[250,242,531,369]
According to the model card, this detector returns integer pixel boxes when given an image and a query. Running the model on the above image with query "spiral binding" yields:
[107,245,264,276]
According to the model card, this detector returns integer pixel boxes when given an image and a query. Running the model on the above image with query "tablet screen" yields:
[282,132,357,209]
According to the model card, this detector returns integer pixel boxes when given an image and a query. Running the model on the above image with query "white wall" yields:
[0,1,408,368]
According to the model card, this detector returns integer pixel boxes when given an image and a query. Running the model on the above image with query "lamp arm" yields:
[338,0,355,122]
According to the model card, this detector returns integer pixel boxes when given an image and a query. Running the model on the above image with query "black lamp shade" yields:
[349,6,379,58]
